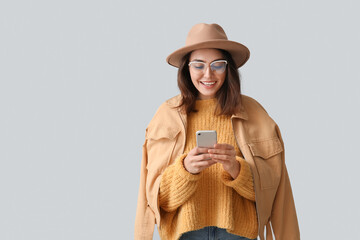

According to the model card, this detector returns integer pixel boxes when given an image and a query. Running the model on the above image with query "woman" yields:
[135,23,300,240]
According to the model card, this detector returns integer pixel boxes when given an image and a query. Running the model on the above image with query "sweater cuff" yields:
[221,156,255,200]
[175,153,203,181]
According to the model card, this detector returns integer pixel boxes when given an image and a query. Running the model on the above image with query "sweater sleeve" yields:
[158,153,203,212]
[220,156,256,201]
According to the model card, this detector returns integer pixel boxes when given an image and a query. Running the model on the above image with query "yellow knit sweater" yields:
[158,98,258,240]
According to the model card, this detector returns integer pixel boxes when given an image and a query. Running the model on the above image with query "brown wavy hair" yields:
[173,49,243,116]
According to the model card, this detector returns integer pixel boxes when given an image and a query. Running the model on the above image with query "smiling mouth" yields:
[200,81,216,86]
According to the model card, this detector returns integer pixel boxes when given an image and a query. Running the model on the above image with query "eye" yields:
[192,62,204,69]
[211,62,225,69]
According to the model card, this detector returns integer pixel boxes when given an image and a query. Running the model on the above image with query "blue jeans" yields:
[179,226,257,240]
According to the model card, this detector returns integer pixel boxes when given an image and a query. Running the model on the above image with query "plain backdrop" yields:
[1,0,359,239]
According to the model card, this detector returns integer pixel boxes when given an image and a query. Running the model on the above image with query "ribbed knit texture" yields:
[158,98,258,240]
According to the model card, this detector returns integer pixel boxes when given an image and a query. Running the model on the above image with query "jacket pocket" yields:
[248,137,283,189]
[145,126,181,174]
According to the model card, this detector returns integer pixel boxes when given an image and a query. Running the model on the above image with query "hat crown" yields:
[185,23,228,46]
[166,23,249,68]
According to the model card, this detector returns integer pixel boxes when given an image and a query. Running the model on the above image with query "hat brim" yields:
[166,39,250,69]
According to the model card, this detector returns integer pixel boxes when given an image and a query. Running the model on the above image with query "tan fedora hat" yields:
[166,23,250,69]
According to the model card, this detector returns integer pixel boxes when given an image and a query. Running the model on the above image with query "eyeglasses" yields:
[188,60,228,74]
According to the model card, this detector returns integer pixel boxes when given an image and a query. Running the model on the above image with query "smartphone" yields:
[196,130,217,148]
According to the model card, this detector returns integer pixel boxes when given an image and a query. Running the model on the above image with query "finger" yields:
[210,154,231,161]
[194,154,212,161]
[189,147,207,156]
[214,143,235,150]
[208,148,231,155]
[193,147,210,155]
[187,154,211,162]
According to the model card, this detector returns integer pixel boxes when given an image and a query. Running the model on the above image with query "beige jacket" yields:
[134,94,300,240]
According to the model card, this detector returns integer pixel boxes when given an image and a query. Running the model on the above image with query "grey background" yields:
[0,0,359,239]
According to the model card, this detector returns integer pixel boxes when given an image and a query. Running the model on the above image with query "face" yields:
[188,48,227,100]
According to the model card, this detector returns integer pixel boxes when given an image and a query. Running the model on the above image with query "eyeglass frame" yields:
[188,59,228,74]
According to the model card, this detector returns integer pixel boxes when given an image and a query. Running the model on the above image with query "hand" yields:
[208,143,240,179]
[184,147,217,174]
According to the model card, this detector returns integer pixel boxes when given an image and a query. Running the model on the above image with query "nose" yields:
[203,64,213,78]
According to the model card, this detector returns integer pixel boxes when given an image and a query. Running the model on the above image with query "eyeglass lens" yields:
[189,61,227,73]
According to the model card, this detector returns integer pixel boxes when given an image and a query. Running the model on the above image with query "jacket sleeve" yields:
[220,156,256,201]
[134,137,155,240]
[159,152,203,212]
[270,124,300,240]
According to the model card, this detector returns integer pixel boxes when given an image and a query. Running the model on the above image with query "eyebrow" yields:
[190,58,225,63]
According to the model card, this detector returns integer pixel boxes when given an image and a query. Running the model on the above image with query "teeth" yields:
[201,81,216,86]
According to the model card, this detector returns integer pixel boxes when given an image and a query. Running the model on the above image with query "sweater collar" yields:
[166,94,248,121]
